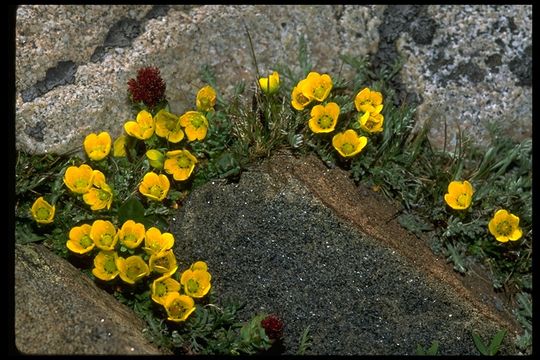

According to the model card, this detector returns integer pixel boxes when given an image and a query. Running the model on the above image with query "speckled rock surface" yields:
[15,243,167,355]
[171,153,519,355]
[15,5,531,155]
[392,5,532,149]
[15,5,383,155]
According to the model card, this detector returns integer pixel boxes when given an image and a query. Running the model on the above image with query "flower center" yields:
[155,256,169,268]
[456,193,469,207]
[101,234,113,246]
[75,178,88,189]
[104,257,117,274]
[187,278,200,294]
[150,185,163,198]
[123,233,137,244]
[496,221,512,236]
[313,85,326,99]
[98,189,111,201]
[341,143,355,155]
[80,235,93,248]
[155,282,166,297]
[178,156,192,169]
[318,115,333,129]
[365,119,377,130]
[127,263,143,279]
[296,93,309,105]
[190,116,204,128]
[36,207,50,220]
[169,299,187,316]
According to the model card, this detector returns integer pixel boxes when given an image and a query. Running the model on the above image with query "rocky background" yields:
[14,5,531,355]
[15,5,531,154]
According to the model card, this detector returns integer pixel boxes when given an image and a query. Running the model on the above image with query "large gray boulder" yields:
[171,152,521,355]
[15,243,168,355]
[15,5,531,155]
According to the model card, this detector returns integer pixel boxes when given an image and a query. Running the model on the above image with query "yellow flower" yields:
[151,274,181,305]
[179,111,208,141]
[139,172,170,201]
[30,196,55,224]
[82,170,113,211]
[117,220,145,249]
[308,102,340,133]
[63,164,95,194]
[164,149,197,181]
[90,219,118,251]
[488,209,523,243]
[443,180,474,210]
[83,132,112,161]
[124,110,155,140]
[332,129,368,158]
[180,268,212,298]
[144,227,175,255]
[163,292,196,322]
[149,249,178,275]
[354,87,383,114]
[113,135,128,157]
[190,261,208,272]
[116,255,150,284]
[358,111,384,134]
[291,81,313,110]
[154,109,184,143]
[301,72,333,102]
[259,71,280,95]
[66,224,95,254]
[92,250,119,281]
[196,85,217,112]
[146,149,165,170]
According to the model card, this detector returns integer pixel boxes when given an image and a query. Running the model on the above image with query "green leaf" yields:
[118,197,146,224]
[15,222,46,244]
[472,332,489,355]
[487,329,506,355]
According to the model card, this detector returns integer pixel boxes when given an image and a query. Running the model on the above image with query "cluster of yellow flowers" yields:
[63,163,114,211]
[288,70,385,158]
[66,218,211,322]
[444,180,522,243]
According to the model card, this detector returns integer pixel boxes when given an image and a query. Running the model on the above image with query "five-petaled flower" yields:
[84,132,112,161]
[291,81,313,111]
[179,111,208,141]
[259,71,280,95]
[139,172,170,201]
[30,196,55,224]
[83,170,113,211]
[116,255,150,284]
[444,180,474,210]
[308,102,340,133]
[332,129,368,158]
[149,249,178,275]
[92,250,119,281]
[127,66,166,108]
[354,87,383,114]
[143,227,175,255]
[301,71,333,102]
[66,224,95,254]
[124,110,155,140]
[488,209,523,243]
[64,164,95,194]
[90,219,118,251]
[154,109,184,143]
[164,149,198,181]
[196,85,217,112]
[163,292,196,322]
[151,274,181,305]
[180,267,212,298]
[358,111,384,134]
[117,220,146,249]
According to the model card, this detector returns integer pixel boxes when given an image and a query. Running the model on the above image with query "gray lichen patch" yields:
[21,61,78,103]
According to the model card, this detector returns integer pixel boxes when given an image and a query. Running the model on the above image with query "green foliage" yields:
[415,340,439,355]
[296,325,312,355]
[472,329,507,356]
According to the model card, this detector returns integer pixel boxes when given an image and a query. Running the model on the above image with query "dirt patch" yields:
[262,151,520,334]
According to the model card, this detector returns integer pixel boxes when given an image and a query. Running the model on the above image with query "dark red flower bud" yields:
[261,314,284,341]
[127,66,166,108]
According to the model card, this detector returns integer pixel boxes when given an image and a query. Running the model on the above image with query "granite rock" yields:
[170,153,520,355]
[14,243,168,355]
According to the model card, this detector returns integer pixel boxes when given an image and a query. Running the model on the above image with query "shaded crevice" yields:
[20,60,78,103]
